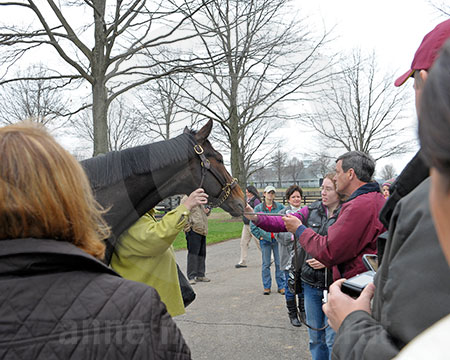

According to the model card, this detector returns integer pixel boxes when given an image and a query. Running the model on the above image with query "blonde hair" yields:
[323,172,346,201]
[323,172,337,188]
[0,121,109,259]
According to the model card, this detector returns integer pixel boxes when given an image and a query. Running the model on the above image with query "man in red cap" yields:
[394,19,450,87]
[322,19,450,359]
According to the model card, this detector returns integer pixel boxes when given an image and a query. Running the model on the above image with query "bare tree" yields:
[70,97,143,154]
[285,157,304,183]
[0,0,213,155]
[0,64,69,127]
[302,50,411,160]
[428,0,450,16]
[134,71,192,141]
[269,149,288,188]
[173,0,334,187]
[251,167,269,186]
[236,119,279,184]
[379,163,396,181]
[309,152,334,178]
[107,99,143,151]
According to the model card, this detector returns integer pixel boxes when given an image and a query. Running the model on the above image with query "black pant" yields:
[186,230,206,280]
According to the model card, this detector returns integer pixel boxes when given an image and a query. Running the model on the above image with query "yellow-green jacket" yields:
[110,205,190,317]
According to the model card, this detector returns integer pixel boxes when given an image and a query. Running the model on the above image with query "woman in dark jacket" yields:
[247,174,342,360]
[296,175,341,360]
[275,185,304,327]
[0,122,190,359]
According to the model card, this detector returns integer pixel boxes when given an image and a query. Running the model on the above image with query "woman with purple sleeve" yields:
[254,204,309,232]
[245,174,343,360]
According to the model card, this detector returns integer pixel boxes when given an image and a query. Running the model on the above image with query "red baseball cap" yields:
[395,19,450,87]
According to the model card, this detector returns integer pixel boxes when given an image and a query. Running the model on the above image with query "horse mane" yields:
[81,131,196,190]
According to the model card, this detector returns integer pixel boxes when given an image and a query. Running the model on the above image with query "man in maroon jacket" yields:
[284,151,386,281]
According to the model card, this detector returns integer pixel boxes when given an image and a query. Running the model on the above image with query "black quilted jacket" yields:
[0,238,191,359]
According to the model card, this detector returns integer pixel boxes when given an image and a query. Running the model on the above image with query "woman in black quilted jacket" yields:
[0,121,191,359]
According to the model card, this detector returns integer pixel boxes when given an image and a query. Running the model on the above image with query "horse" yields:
[81,119,245,263]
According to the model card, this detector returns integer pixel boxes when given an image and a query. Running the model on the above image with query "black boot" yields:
[297,293,306,323]
[286,299,301,327]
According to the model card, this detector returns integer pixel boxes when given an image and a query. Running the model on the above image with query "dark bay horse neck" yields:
[81,122,244,263]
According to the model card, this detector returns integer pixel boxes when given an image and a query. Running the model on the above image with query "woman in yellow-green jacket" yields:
[111,189,208,317]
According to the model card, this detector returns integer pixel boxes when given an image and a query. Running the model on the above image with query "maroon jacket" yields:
[295,182,386,280]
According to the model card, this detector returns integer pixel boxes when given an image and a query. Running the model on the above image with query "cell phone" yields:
[341,271,375,298]
[362,254,378,272]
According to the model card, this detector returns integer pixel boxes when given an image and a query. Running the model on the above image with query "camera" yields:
[341,254,378,298]
[341,271,375,298]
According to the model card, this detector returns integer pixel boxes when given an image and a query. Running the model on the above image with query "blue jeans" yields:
[302,282,335,360]
[284,270,295,301]
[260,240,284,290]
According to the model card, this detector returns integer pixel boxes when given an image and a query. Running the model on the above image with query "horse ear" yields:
[183,126,190,134]
[195,119,213,144]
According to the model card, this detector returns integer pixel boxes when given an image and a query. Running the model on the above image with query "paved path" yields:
[174,238,312,360]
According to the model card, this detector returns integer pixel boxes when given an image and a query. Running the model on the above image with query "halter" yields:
[191,139,238,208]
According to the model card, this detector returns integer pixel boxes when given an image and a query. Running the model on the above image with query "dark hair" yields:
[285,185,303,200]
[246,185,261,201]
[336,151,375,182]
[419,39,450,183]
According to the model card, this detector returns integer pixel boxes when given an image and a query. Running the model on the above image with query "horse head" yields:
[183,119,245,217]
[83,119,245,263]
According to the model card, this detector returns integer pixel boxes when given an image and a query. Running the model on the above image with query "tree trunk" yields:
[230,69,246,188]
[92,80,108,155]
[239,151,247,189]
[91,0,108,156]
[230,127,242,186]
[229,88,244,187]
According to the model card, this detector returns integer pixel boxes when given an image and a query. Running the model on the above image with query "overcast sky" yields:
[5,0,446,175]
[277,0,447,175]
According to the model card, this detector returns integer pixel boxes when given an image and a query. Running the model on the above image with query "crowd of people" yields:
[245,151,386,360]
[0,17,449,360]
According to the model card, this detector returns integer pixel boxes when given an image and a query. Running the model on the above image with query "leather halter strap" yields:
[191,139,238,208]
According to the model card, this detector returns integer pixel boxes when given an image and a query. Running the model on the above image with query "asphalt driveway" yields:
[174,237,312,360]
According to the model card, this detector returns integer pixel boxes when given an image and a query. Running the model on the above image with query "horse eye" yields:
[216,156,224,164]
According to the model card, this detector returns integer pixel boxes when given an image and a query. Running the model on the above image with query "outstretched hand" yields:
[322,279,375,331]
[243,204,258,221]
[282,214,302,234]
[184,188,209,210]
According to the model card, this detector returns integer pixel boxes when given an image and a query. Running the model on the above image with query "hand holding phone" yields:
[323,279,375,331]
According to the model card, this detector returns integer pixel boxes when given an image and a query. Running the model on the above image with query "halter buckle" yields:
[201,159,210,168]
[194,144,204,155]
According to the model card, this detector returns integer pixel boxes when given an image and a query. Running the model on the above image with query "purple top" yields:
[251,197,261,207]
[255,206,310,232]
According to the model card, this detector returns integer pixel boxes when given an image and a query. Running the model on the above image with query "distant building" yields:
[248,164,322,189]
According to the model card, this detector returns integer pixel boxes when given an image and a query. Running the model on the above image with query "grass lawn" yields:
[172,208,243,250]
